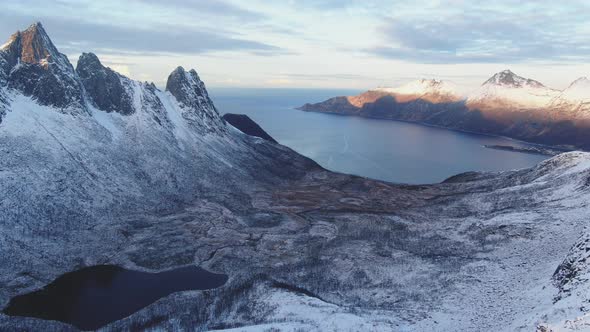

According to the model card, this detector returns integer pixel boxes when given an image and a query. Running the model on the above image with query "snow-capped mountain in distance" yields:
[483,69,546,88]
[549,77,590,118]
[561,77,590,101]
[300,69,590,149]
[467,69,561,110]
[373,79,463,103]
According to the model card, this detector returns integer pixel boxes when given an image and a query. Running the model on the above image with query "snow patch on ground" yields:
[155,89,191,143]
[90,104,124,140]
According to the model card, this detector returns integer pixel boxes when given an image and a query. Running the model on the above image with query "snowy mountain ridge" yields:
[368,69,588,111]
[0,21,304,232]
[466,69,561,110]
[374,78,462,99]
[467,72,561,110]
[0,22,227,137]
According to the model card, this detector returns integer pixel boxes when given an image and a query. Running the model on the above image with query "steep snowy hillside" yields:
[0,21,322,235]
[467,70,560,110]
[1,22,590,332]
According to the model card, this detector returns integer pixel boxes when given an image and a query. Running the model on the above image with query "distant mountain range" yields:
[299,70,590,149]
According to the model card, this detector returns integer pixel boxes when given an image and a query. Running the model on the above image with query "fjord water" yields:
[211,88,549,184]
[3,265,228,330]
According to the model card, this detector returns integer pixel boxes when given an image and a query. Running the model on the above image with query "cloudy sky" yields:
[1,0,589,90]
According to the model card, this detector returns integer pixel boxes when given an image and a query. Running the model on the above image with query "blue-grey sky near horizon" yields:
[0,0,589,91]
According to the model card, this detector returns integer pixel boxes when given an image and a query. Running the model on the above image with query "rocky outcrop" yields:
[222,113,277,143]
[0,22,84,112]
[76,53,134,115]
[166,66,225,133]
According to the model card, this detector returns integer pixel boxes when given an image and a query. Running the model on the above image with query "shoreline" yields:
[483,144,563,156]
[296,107,578,155]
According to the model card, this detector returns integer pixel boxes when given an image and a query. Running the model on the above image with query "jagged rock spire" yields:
[76,52,134,115]
[166,66,225,132]
[0,22,84,111]
[166,67,212,109]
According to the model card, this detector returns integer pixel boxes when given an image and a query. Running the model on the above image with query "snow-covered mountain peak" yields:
[563,77,590,97]
[0,22,84,111]
[483,69,545,88]
[566,77,590,93]
[373,79,462,100]
[468,70,559,109]
[571,76,590,85]
[0,22,229,136]
[399,78,458,93]
[165,66,225,133]
[1,22,68,70]
[549,77,590,116]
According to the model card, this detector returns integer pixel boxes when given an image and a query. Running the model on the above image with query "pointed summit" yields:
[1,22,67,69]
[76,52,135,115]
[555,77,590,104]
[166,66,212,110]
[166,66,225,133]
[18,22,55,63]
[0,22,84,111]
[569,77,590,88]
[483,69,545,88]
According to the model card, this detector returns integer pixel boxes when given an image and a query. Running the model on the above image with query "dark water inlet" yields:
[2,265,228,330]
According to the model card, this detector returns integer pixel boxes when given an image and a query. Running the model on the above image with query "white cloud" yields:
[0,0,588,89]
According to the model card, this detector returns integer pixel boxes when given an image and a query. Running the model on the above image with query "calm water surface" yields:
[210,88,549,184]
[3,265,228,330]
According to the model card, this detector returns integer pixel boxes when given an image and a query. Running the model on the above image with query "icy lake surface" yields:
[2,265,228,330]
[211,88,549,184]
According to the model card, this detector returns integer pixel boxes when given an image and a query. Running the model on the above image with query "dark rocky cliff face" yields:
[76,53,134,115]
[222,113,277,143]
[0,23,84,111]
[166,67,225,132]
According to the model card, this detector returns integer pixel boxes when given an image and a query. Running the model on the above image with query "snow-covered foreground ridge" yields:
[2,22,590,331]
